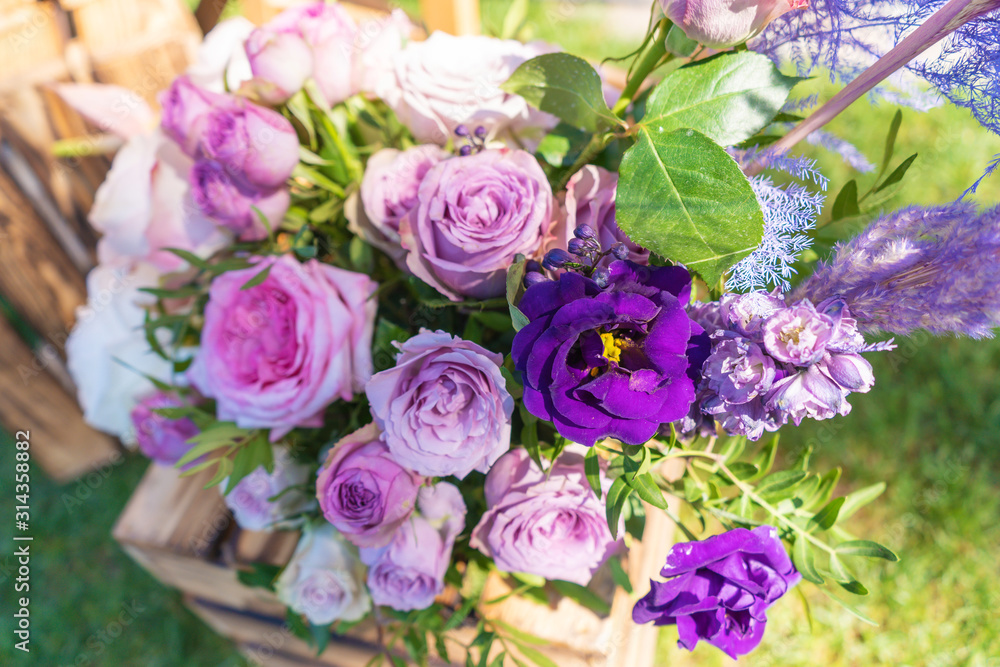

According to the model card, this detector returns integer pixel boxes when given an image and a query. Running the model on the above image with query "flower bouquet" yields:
[63,0,1000,662]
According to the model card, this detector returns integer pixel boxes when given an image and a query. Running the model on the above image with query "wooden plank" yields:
[418,0,479,36]
[0,152,89,345]
[0,313,119,482]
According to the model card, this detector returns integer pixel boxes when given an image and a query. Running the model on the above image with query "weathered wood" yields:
[0,3,70,93]
[418,0,480,36]
[0,313,119,482]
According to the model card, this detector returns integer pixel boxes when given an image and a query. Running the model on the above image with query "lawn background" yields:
[2,1,999,665]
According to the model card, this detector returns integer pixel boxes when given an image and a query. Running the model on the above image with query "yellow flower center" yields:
[600,332,623,364]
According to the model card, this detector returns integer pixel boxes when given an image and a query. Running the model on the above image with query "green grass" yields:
[3,2,1000,666]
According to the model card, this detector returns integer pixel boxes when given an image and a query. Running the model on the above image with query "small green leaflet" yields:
[616,127,764,286]
[502,53,622,132]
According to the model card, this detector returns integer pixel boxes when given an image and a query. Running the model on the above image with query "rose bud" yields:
[159,75,228,156]
[188,159,289,241]
[659,0,809,49]
[201,101,299,189]
[244,27,314,104]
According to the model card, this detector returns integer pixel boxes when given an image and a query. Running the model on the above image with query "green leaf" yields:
[875,153,917,193]
[608,557,633,594]
[835,540,899,562]
[792,537,824,585]
[225,432,273,494]
[535,122,590,168]
[506,254,530,331]
[665,24,699,57]
[310,622,331,655]
[880,109,903,177]
[726,461,759,481]
[623,445,652,481]
[616,127,763,285]
[808,497,845,532]
[241,264,272,290]
[806,467,842,513]
[502,53,621,132]
[829,554,869,596]
[831,180,860,220]
[756,470,808,501]
[584,447,603,499]
[642,52,800,147]
[500,0,529,39]
[819,588,879,626]
[838,482,886,523]
[236,562,282,590]
[624,471,668,510]
[605,477,631,539]
[750,435,778,481]
[512,643,559,667]
[550,580,611,616]
[163,247,210,269]
[491,619,547,647]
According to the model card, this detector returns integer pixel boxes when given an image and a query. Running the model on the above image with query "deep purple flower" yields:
[512,261,707,446]
[633,526,800,659]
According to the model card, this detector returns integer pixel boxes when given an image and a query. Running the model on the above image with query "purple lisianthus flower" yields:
[512,261,706,446]
[130,391,200,466]
[316,424,425,548]
[634,526,800,659]
[762,300,834,365]
[224,447,313,531]
[399,148,552,301]
[366,330,513,479]
[470,447,620,586]
[360,483,466,611]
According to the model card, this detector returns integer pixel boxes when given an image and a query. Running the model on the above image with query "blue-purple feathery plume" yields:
[726,148,827,292]
[962,153,1000,198]
[792,202,1000,338]
[752,0,1000,135]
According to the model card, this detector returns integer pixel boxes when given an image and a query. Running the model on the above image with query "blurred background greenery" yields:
[2,1,999,666]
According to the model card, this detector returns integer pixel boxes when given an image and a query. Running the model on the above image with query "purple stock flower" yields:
[792,203,1000,338]
[633,526,800,659]
[130,391,200,466]
[512,261,707,446]
[705,333,776,404]
[762,301,834,365]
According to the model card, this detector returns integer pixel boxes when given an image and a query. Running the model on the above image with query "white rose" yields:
[223,447,313,531]
[378,32,558,146]
[185,16,255,94]
[89,129,230,273]
[66,263,176,443]
[276,524,371,625]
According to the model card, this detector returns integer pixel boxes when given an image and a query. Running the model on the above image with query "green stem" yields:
[611,18,672,117]
[554,132,612,191]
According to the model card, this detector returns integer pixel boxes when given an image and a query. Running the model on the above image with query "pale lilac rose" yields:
[67,263,176,443]
[244,28,314,104]
[189,159,290,241]
[366,330,513,479]
[400,148,553,301]
[354,9,414,95]
[89,130,229,272]
[276,523,371,625]
[360,483,466,611]
[316,424,424,548]
[201,102,299,189]
[551,165,648,266]
[762,300,834,365]
[223,447,312,531]
[471,447,620,586]
[130,391,200,466]
[188,255,377,440]
[378,32,558,145]
[659,0,808,49]
[351,145,450,262]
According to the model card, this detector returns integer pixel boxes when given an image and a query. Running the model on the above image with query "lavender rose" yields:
[366,330,513,479]
[512,261,707,446]
[316,424,424,548]
[189,159,290,240]
[130,391,200,466]
[659,0,808,49]
[160,75,224,156]
[633,526,800,659]
[223,447,312,531]
[378,32,557,145]
[188,255,377,440]
[360,483,466,611]
[275,523,371,625]
[201,101,299,189]
[400,148,553,301]
[470,447,619,586]
[351,145,450,262]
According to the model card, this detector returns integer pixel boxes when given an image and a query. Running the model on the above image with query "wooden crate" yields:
[114,462,675,667]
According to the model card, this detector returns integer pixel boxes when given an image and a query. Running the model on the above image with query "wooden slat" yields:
[0,313,119,482]
[418,0,479,36]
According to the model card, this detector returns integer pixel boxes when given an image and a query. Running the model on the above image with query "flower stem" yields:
[753,0,1000,172]
[612,18,672,117]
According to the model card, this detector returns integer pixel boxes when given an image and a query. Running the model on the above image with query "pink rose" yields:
[400,148,553,301]
[547,165,648,267]
[316,424,424,548]
[378,32,558,145]
[188,255,377,440]
[89,130,229,272]
[189,159,290,241]
[660,0,808,49]
[130,390,200,466]
[351,145,450,263]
